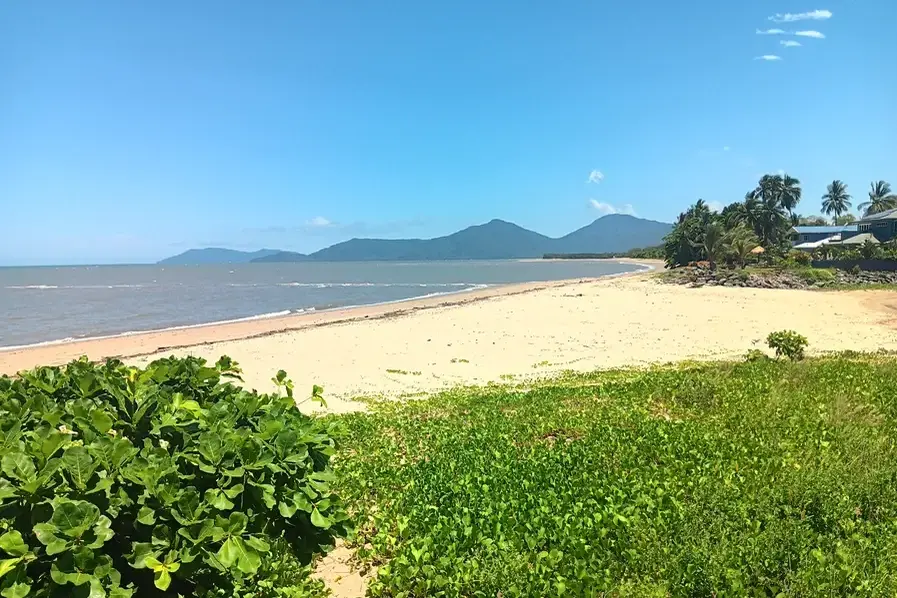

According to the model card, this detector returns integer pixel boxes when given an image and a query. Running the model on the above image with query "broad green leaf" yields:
[204,489,233,511]
[85,516,114,548]
[153,568,171,590]
[88,578,105,598]
[40,431,69,460]
[216,537,239,568]
[90,410,114,434]
[50,500,99,537]
[136,506,155,526]
[244,536,270,553]
[0,558,22,579]
[0,582,30,598]
[1,454,35,484]
[277,501,297,518]
[127,543,154,569]
[310,508,331,530]
[0,531,28,557]
[0,479,16,501]
[61,447,96,490]
[221,484,244,499]
[225,512,247,534]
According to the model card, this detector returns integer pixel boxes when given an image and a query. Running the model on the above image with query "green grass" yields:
[332,356,897,596]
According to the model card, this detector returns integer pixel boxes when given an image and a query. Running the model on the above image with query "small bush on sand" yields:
[766,330,808,360]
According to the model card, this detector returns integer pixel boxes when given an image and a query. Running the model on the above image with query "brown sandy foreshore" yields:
[4,260,897,414]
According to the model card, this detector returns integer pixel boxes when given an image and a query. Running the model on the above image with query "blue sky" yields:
[2,1,895,265]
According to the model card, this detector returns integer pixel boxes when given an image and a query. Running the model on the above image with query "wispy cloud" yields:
[756,28,787,35]
[305,216,333,228]
[780,40,802,47]
[587,169,605,184]
[707,201,725,213]
[723,146,731,151]
[754,55,783,61]
[589,199,636,216]
[794,30,825,38]
[769,9,832,23]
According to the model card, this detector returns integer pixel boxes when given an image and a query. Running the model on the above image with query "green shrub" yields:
[766,330,808,360]
[744,349,769,362]
[788,250,812,266]
[795,267,835,284]
[0,356,349,597]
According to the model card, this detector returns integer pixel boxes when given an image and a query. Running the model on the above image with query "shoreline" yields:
[0,260,659,375]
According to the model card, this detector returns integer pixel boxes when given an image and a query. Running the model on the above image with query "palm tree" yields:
[726,226,760,269]
[780,174,802,214]
[700,221,726,270]
[821,180,852,224]
[858,181,897,216]
[757,173,802,215]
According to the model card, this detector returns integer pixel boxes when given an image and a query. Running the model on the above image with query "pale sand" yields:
[5,265,897,415]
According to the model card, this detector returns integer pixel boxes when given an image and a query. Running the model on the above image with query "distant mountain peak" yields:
[159,215,672,264]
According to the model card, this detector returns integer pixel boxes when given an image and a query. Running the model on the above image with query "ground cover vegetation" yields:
[333,352,897,596]
[0,356,349,597]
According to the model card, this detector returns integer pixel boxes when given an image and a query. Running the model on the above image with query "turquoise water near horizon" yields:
[0,260,645,348]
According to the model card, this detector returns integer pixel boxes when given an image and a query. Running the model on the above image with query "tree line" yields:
[664,176,896,268]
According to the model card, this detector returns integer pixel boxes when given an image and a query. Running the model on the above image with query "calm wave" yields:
[0,260,644,348]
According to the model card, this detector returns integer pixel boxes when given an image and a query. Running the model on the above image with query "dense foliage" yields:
[663,175,897,269]
[0,356,348,597]
[542,245,664,260]
[334,355,897,596]
[766,330,809,361]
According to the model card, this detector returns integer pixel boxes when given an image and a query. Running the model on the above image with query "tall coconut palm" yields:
[821,180,852,224]
[700,221,726,270]
[756,173,802,215]
[726,226,759,269]
[858,181,897,216]
[779,174,802,214]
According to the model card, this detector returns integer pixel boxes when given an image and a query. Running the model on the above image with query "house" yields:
[851,208,897,243]
[791,225,857,249]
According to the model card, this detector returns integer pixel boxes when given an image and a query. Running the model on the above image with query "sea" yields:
[0,260,646,349]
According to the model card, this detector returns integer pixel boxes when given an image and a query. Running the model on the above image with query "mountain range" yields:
[158,214,671,265]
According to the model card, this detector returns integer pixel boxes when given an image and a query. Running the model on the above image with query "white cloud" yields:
[794,30,825,38]
[769,9,832,23]
[589,199,636,216]
[305,216,333,228]
[587,169,605,184]
[707,201,725,213]
[754,55,783,61]
[780,40,802,47]
[756,28,787,35]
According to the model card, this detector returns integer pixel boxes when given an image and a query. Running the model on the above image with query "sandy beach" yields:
[4,265,897,413]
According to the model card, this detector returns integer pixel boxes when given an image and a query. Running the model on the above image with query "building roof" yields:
[792,225,858,234]
[794,234,842,250]
[858,208,897,223]
[831,232,880,245]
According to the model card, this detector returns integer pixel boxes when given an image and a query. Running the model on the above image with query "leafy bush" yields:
[0,356,349,597]
[766,330,808,360]
[788,250,812,266]
[794,267,836,284]
[744,348,769,362]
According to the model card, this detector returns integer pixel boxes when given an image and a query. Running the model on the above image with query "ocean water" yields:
[0,260,645,348]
